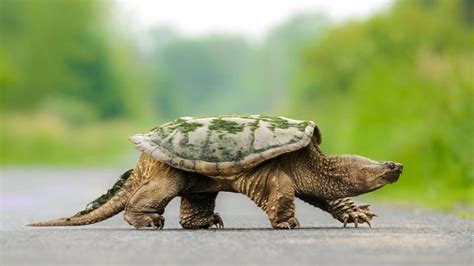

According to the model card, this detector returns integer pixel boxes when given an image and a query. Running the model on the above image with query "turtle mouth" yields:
[382,164,403,183]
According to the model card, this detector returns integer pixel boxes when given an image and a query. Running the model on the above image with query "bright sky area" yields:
[116,0,393,40]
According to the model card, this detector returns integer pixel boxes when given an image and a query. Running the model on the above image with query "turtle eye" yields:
[386,162,396,169]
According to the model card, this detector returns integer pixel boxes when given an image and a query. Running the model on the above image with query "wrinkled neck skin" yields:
[280,143,382,200]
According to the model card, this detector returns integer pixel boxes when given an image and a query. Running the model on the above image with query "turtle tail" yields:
[27,169,137,227]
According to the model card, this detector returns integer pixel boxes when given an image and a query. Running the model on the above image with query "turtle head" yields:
[327,155,403,196]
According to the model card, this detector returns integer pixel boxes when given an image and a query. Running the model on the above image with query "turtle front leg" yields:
[298,196,376,228]
[327,198,377,227]
[234,162,299,229]
[179,192,224,229]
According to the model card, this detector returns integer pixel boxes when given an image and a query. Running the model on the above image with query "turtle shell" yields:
[129,115,319,176]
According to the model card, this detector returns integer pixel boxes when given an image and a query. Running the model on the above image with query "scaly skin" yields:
[123,154,202,229]
[326,198,377,228]
[231,160,299,229]
[179,192,223,229]
[29,137,402,229]
[298,196,377,228]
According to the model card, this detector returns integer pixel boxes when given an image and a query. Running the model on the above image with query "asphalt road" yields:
[1,168,473,265]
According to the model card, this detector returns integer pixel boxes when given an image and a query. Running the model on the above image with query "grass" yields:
[0,113,141,165]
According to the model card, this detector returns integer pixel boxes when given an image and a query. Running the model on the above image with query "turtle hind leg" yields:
[179,192,224,229]
[234,161,299,229]
[124,162,193,229]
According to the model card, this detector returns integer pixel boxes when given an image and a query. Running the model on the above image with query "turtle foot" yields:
[340,204,376,228]
[273,217,300,229]
[329,198,377,228]
[126,213,165,229]
[209,213,224,229]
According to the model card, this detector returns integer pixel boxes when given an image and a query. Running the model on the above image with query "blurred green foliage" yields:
[291,0,473,209]
[0,0,148,164]
[0,0,472,209]
[148,13,328,119]
[0,0,146,120]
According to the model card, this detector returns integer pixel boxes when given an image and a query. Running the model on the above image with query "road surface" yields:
[1,168,473,265]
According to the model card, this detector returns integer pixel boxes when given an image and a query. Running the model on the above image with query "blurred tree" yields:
[146,13,329,119]
[0,0,144,121]
[291,0,474,208]
[148,33,255,119]
[258,13,329,111]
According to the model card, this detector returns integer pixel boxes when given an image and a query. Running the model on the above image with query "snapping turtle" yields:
[29,115,403,229]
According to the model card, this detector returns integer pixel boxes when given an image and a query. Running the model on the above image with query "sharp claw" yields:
[360,215,371,228]
[213,213,224,229]
[334,202,377,228]
[159,218,164,229]
[365,211,376,218]
[340,206,352,212]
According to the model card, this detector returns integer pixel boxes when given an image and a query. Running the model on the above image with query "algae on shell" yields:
[130,115,317,176]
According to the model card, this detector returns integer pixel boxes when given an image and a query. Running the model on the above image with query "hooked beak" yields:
[383,162,403,183]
